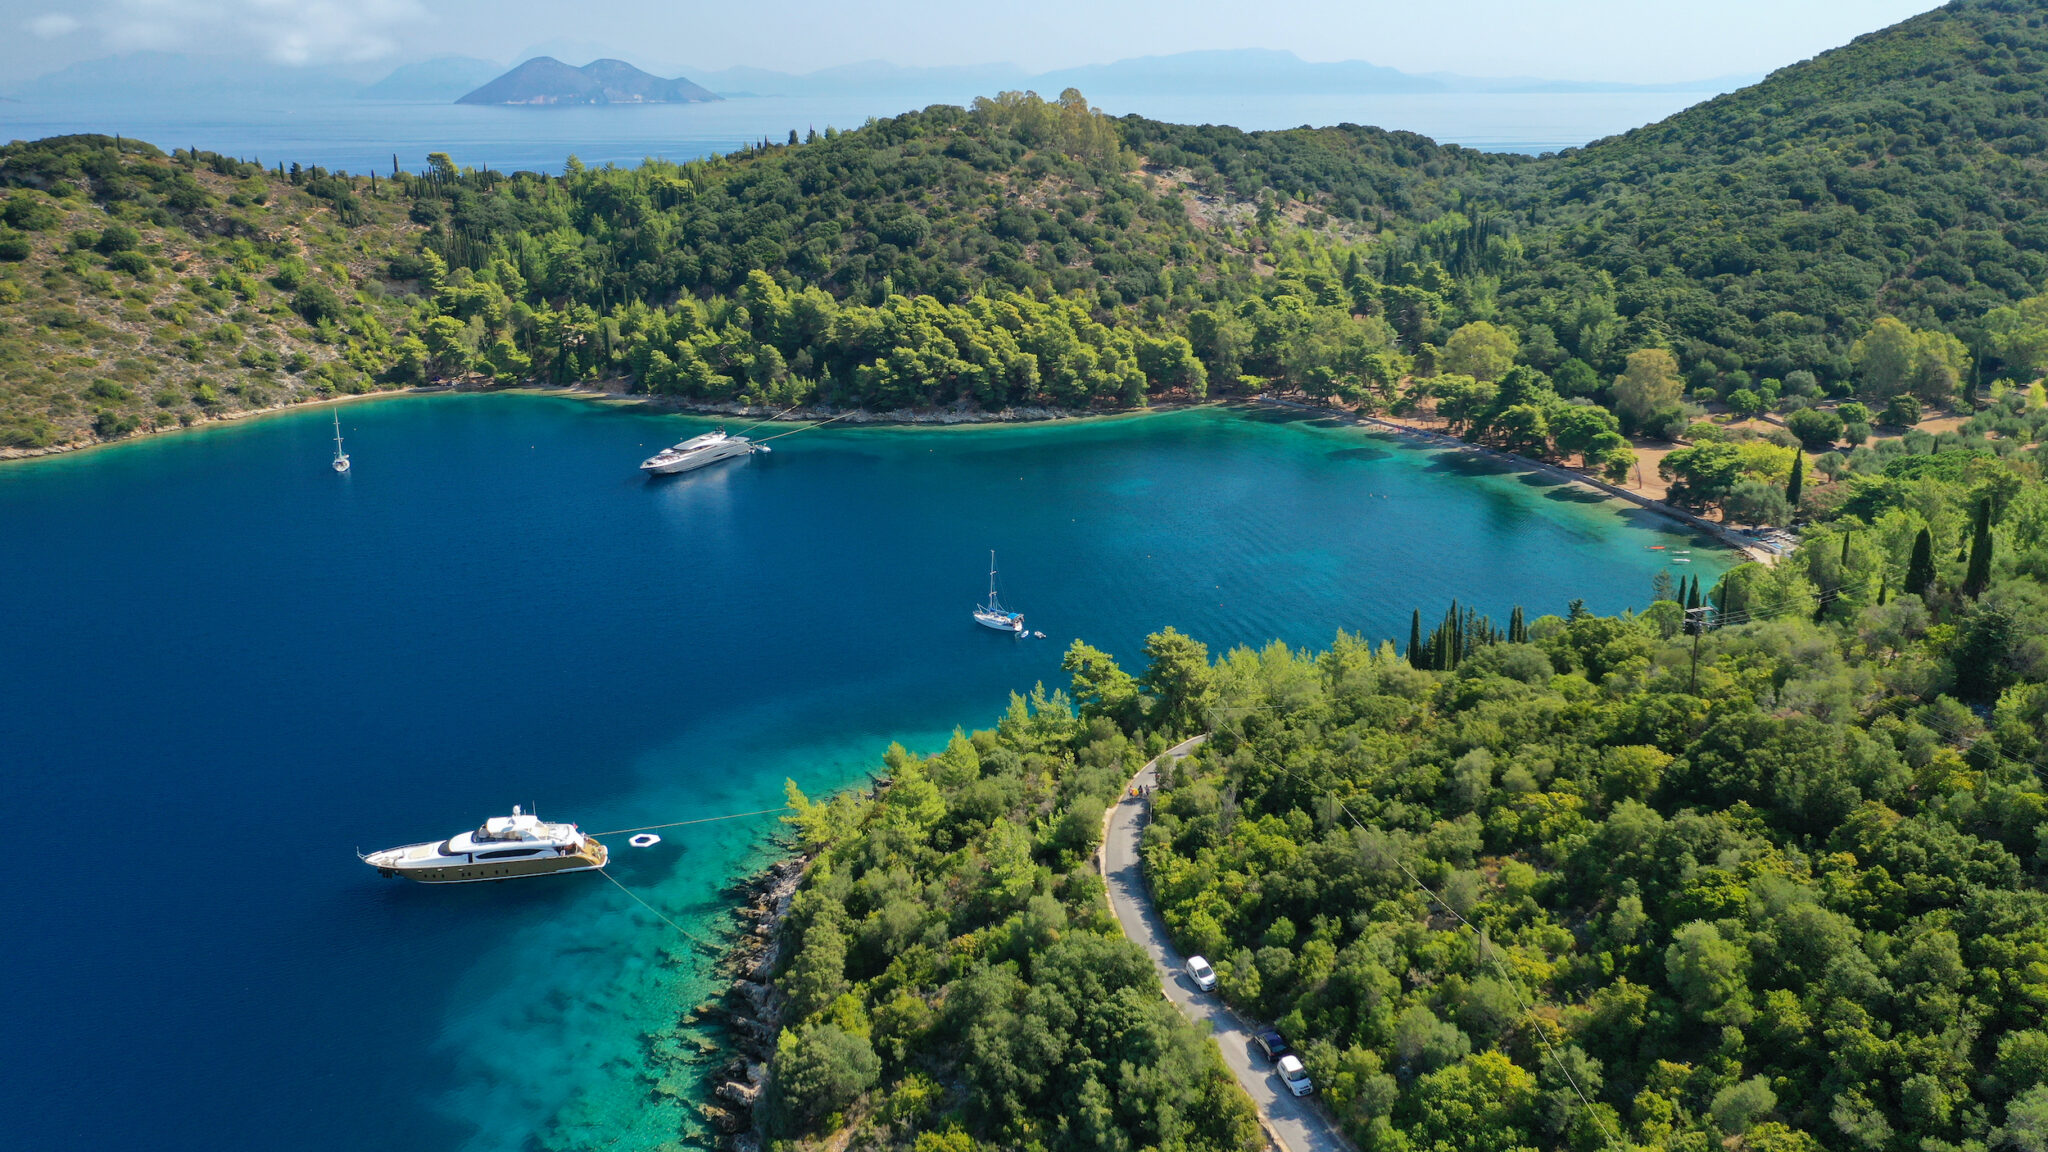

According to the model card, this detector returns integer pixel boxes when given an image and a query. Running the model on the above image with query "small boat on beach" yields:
[361,806,606,883]
[331,412,350,473]
[974,551,1025,634]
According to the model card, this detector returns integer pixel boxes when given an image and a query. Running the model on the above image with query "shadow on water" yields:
[1229,404,1327,426]
[1325,446,1392,463]
[1539,485,1615,506]
[1421,451,1519,480]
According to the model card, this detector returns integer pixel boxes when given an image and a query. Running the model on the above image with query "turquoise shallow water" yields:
[0,396,1730,1149]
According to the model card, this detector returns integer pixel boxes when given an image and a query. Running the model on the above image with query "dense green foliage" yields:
[762,682,1261,1151]
[770,368,2048,1151]
[1040,394,2048,1152]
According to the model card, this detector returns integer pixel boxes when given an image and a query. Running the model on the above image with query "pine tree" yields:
[1786,451,1804,509]
[1963,498,1994,598]
[1408,610,1424,669]
[1905,527,1937,598]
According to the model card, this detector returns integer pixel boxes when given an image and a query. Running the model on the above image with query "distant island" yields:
[455,57,720,106]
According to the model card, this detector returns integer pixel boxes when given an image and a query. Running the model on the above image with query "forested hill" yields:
[14,0,2048,459]
[1486,0,2048,383]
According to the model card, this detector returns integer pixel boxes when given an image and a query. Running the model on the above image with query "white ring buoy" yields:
[629,834,661,848]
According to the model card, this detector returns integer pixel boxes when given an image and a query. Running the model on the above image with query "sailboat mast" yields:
[988,550,997,603]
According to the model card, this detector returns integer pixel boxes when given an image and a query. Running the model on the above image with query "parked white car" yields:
[1277,1054,1314,1096]
[1185,954,1217,992]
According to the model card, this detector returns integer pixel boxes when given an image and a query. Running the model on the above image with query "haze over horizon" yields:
[5,0,1941,90]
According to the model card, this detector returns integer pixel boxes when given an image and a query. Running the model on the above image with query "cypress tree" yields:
[1408,610,1424,668]
[1786,451,1804,509]
[1905,527,1936,598]
[1877,574,1889,606]
[1964,498,1994,598]
[1840,528,1853,569]
[1508,606,1526,644]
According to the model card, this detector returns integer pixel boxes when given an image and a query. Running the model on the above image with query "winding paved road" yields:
[1099,736,1356,1152]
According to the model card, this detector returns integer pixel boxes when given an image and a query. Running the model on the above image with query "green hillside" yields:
[1485,0,2048,386]
[0,136,420,449]
[12,0,2048,484]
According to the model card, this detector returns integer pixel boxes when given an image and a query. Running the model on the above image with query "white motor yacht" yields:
[640,428,757,474]
[362,806,606,883]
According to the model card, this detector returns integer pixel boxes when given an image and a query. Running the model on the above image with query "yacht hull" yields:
[640,443,754,474]
[974,612,1024,633]
[368,839,608,883]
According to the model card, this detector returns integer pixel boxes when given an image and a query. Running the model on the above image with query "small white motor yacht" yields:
[361,806,606,883]
[640,429,757,475]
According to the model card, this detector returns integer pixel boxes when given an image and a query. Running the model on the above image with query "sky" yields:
[3,0,1943,85]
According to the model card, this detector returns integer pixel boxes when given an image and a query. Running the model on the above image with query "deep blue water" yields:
[0,396,1728,1150]
[0,88,1732,173]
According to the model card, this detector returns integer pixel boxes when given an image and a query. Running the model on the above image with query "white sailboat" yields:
[973,551,1025,634]
[331,412,350,473]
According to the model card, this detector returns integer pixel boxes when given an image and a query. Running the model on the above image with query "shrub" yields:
[293,282,345,324]
[0,231,29,261]
[94,223,140,254]
[2,195,61,232]
[107,250,152,278]
[1724,479,1792,526]
[1881,395,1923,426]
[771,1023,880,1132]
[1786,406,1844,448]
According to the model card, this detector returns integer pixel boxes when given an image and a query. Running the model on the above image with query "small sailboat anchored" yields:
[973,551,1025,634]
[331,411,350,473]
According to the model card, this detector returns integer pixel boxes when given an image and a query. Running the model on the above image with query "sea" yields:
[0,395,1729,1150]
[0,88,1730,173]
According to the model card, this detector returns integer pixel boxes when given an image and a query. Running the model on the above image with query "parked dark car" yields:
[1255,1030,1290,1063]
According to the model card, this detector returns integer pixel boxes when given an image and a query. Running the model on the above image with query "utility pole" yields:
[1685,604,1712,693]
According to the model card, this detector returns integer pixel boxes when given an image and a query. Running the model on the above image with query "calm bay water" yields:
[0,88,1727,172]
[0,396,1727,1150]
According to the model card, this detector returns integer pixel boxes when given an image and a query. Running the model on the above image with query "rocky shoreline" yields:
[693,850,810,1150]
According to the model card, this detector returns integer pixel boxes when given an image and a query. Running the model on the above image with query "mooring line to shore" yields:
[596,867,719,951]
[751,409,856,442]
[590,806,793,837]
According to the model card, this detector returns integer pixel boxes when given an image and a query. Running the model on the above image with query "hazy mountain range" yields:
[3,48,1755,106]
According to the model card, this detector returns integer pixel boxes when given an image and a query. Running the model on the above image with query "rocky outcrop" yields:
[698,852,807,1146]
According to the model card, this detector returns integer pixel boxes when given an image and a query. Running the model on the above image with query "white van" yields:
[1277,1054,1314,1096]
